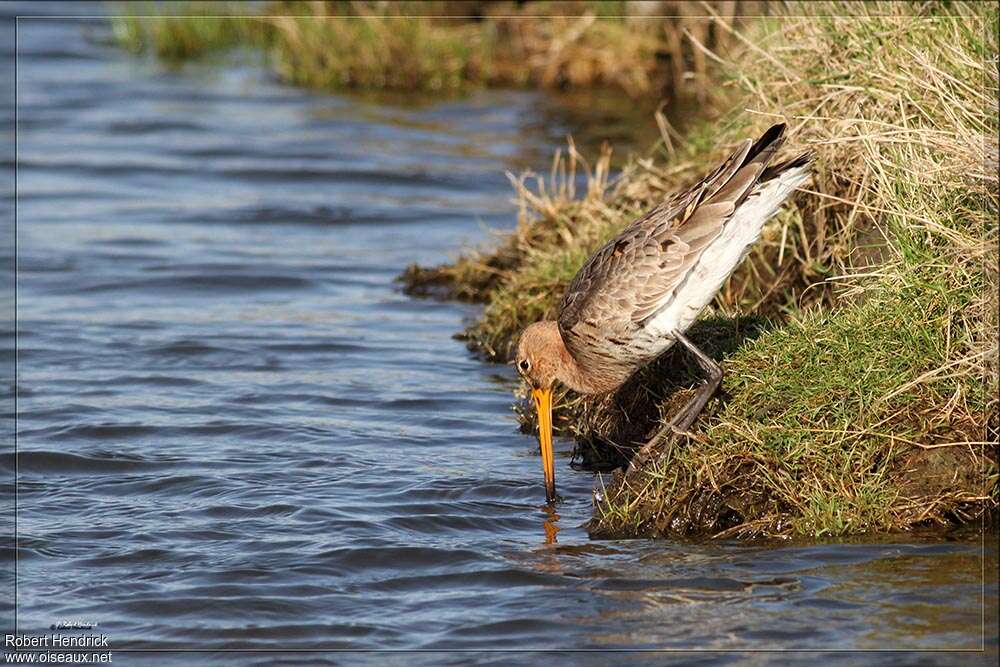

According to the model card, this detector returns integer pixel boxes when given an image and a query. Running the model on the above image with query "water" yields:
[6,7,997,665]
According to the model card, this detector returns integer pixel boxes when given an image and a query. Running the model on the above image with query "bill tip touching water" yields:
[516,122,813,502]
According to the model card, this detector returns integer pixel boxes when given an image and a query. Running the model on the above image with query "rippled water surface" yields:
[7,7,998,665]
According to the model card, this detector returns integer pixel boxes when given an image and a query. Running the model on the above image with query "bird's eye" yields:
[518,359,530,372]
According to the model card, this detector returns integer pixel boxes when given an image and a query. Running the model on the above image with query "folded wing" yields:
[556,123,791,376]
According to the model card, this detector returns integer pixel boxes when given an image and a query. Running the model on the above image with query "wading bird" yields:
[515,123,812,502]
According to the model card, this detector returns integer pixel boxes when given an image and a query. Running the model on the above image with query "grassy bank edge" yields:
[107,1,751,98]
[403,2,1000,538]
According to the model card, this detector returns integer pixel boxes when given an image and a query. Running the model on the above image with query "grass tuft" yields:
[109,1,753,97]
[110,2,270,61]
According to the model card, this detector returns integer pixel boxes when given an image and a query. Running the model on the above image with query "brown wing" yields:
[557,123,788,372]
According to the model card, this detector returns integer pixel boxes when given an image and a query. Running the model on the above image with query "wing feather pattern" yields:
[556,123,792,377]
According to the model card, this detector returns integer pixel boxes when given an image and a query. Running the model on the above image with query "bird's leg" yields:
[666,329,724,433]
[626,330,723,476]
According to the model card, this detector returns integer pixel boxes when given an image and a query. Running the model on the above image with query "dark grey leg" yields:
[666,330,724,432]
[626,330,723,475]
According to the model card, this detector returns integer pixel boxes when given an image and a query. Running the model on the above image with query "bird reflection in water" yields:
[541,503,560,545]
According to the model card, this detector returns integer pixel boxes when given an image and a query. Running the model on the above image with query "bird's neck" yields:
[548,324,620,395]
[562,362,623,395]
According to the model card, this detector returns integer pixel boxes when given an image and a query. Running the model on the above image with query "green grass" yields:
[266,10,491,92]
[594,279,991,537]
[110,3,269,61]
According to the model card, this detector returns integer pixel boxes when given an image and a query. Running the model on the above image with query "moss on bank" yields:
[404,2,999,537]
[108,1,752,97]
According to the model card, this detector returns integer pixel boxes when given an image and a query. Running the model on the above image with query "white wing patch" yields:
[644,164,812,341]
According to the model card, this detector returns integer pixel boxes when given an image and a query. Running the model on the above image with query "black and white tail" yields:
[647,131,813,337]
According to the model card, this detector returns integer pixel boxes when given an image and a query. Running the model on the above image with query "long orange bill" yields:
[532,387,556,502]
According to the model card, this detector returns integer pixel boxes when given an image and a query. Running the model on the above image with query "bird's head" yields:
[514,320,565,391]
[515,320,566,503]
